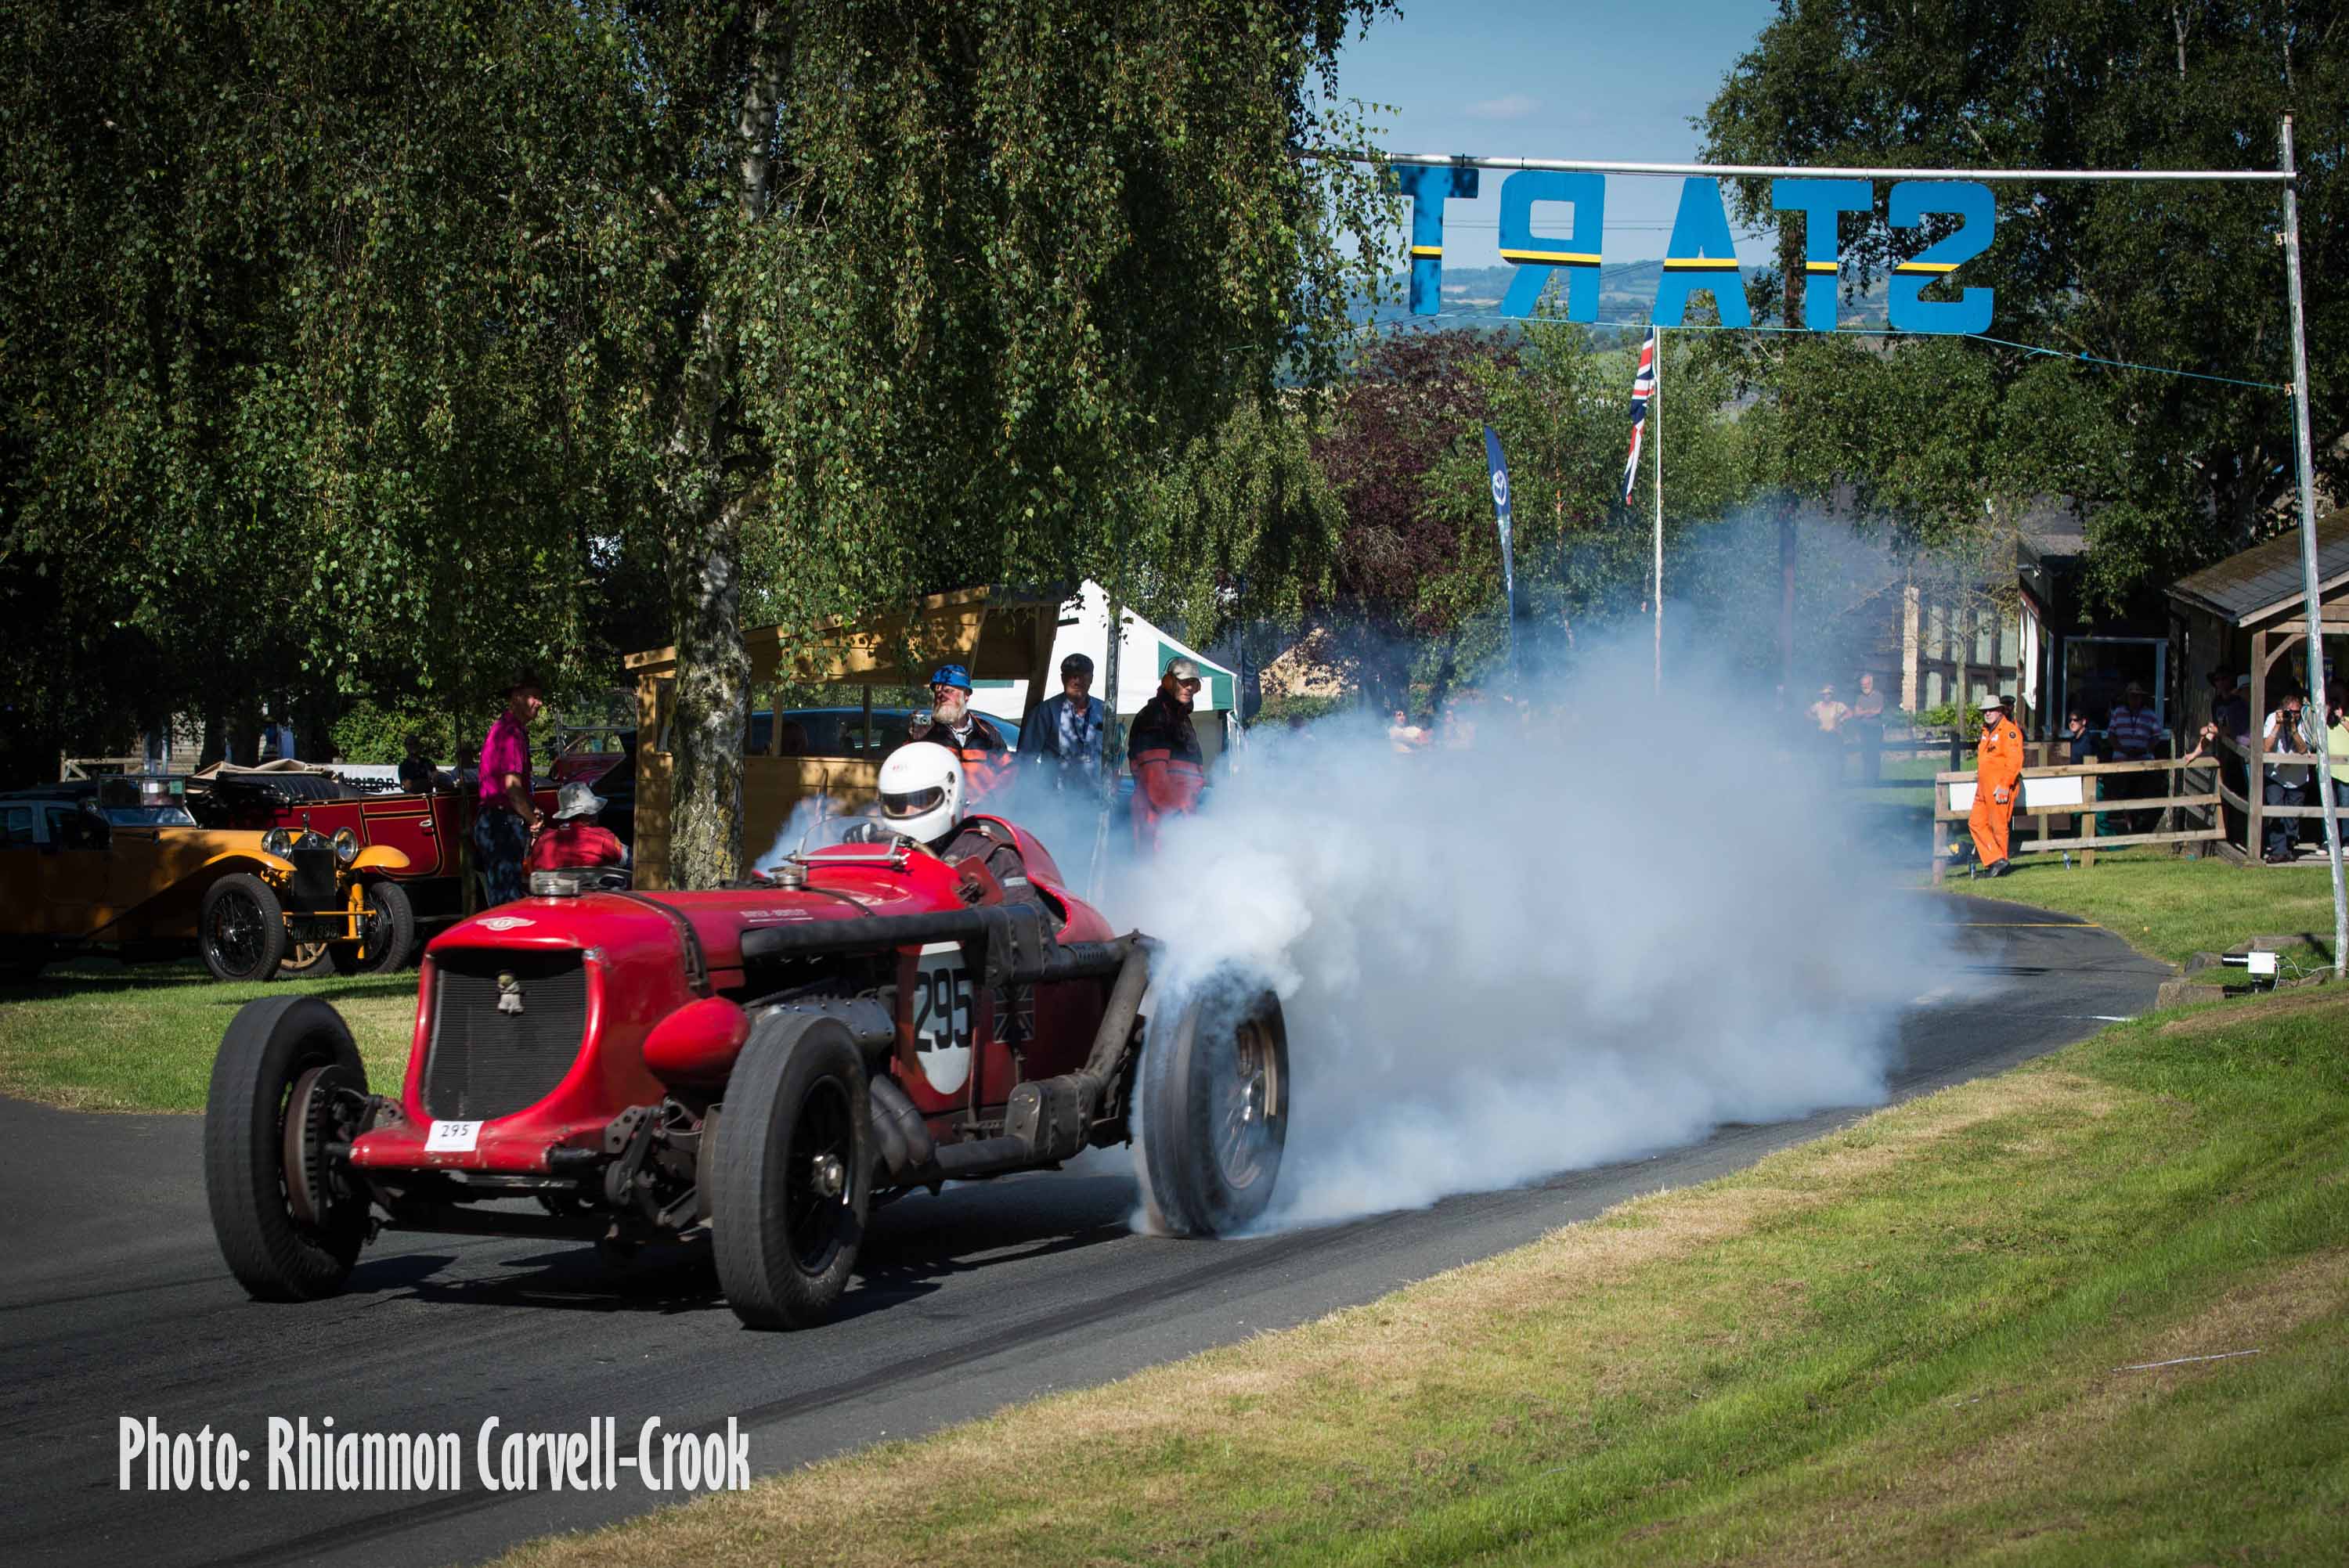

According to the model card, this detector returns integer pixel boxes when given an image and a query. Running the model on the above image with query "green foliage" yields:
[1699,0,2349,606]
[1,1,1397,877]
[1413,315,1755,686]
[1254,689,1352,728]
[1124,395,1347,650]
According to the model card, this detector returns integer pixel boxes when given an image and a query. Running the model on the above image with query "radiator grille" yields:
[424,952,589,1120]
[287,844,341,910]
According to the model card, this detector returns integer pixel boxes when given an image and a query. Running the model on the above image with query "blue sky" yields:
[1332,1,1782,268]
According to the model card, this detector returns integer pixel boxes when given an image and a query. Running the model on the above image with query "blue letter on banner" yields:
[1653,178,1748,328]
[1771,178,1871,331]
[1498,171,1605,321]
[1886,180,1994,335]
[1393,164,1479,316]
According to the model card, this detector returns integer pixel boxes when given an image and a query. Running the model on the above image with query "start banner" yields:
[1394,168,1993,333]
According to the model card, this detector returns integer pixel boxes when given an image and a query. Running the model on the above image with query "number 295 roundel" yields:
[201,809,1290,1329]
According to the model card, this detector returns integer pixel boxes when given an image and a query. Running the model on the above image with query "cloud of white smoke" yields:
[1110,636,1948,1231]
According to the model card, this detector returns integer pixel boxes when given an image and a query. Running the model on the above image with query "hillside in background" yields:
[1352,261,1893,344]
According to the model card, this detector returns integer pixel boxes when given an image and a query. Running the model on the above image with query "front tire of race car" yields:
[709,1011,871,1330]
[204,997,372,1301]
[1137,977,1288,1238]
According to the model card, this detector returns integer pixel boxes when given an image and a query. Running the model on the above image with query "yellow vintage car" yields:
[0,777,413,983]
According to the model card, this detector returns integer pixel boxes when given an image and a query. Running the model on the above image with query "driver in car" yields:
[865,744,1038,908]
[526,781,630,874]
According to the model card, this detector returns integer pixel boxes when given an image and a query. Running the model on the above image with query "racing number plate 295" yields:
[909,943,975,1094]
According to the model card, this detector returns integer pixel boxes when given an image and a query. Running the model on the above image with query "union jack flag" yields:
[1622,328,1657,505]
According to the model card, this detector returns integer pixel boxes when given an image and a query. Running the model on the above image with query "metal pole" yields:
[1652,327,1665,694]
[1312,150,2292,185]
[2279,114,2347,975]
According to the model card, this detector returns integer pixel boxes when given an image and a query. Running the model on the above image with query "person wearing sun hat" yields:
[525,780,628,873]
[1969,691,2023,877]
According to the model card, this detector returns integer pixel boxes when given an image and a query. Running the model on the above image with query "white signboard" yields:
[1948,774,2086,812]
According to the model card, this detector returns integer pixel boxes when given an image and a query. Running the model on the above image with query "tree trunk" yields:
[653,16,784,889]
[666,491,752,888]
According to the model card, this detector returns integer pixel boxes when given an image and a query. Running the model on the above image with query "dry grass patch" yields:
[2156,982,2345,1040]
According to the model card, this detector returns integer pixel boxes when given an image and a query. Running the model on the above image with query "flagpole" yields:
[1652,326,1664,694]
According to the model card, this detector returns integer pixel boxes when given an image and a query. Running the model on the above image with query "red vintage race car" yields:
[202,814,1286,1328]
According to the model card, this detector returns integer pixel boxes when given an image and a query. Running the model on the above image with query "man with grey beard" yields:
[907,663,1013,807]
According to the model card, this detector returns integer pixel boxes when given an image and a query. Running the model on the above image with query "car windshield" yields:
[101,805,197,827]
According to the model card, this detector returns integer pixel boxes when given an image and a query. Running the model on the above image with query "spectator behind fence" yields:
[2204,667,2235,731]
[1848,673,1885,785]
[2223,675,2253,743]
[2105,681,2161,831]
[2261,687,2317,863]
[2330,687,2349,813]
[2059,706,2101,841]
[2065,706,2099,767]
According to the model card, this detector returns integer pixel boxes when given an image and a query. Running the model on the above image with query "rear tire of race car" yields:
[200,874,288,983]
[330,881,416,975]
[1137,978,1288,1238]
[204,997,371,1301]
[709,1011,871,1330]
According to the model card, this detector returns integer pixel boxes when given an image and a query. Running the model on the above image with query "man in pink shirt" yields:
[473,675,545,907]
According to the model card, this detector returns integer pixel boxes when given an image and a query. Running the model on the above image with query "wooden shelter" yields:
[625,585,1069,888]
[2167,510,2349,861]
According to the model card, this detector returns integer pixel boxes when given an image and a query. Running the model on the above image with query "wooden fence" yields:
[1930,753,2225,882]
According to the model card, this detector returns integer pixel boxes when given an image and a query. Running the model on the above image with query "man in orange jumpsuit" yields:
[1969,692,2024,877]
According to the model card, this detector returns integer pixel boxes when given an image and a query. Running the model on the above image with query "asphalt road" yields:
[0,895,2166,1568]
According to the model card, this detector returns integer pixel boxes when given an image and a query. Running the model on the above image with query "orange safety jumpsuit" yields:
[1130,747,1203,850]
[1127,692,1204,852]
[1969,714,2024,866]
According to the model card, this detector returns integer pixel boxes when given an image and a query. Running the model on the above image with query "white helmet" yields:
[875,744,962,843]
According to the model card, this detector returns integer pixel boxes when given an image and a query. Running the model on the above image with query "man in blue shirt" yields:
[1019,653,1107,789]
[2105,681,2163,833]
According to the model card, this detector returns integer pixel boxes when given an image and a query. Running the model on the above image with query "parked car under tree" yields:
[0,776,415,982]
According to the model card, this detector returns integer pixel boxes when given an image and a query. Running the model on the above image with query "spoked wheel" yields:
[279,940,335,980]
[330,881,416,975]
[204,997,373,1299]
[709,1011,870,1329]
[200,874,287,983]
[1137,976,1288,1238]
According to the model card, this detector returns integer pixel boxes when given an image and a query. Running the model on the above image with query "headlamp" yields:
[262,828,292,858]
[332,827,359,866]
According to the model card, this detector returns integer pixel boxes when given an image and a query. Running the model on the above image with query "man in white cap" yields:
[1128,655,1206,849]
[1969,692,2023,877]
[526,780,628,874]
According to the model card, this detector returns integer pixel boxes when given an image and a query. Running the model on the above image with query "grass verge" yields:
[500,988,2349,1568]
[0,961,416,1112]
[1939,848,2343,969]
